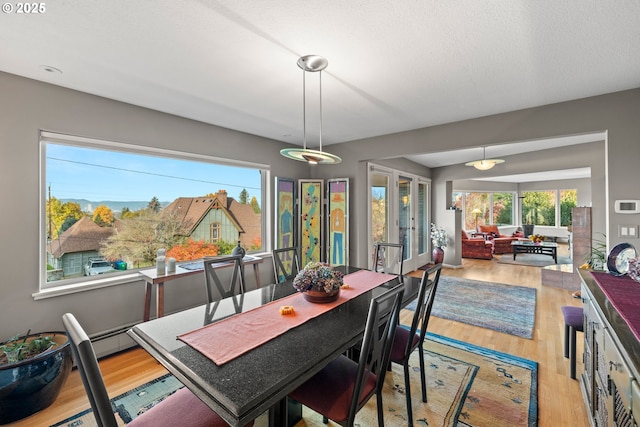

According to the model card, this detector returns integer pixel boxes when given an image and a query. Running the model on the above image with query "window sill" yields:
[34,253,272,300]
[33,272,142,300]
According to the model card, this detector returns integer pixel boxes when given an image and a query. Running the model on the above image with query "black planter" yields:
[0,332,72,424]
[522,224,534,237]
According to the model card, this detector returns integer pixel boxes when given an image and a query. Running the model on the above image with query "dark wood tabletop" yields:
[128,266,421,427]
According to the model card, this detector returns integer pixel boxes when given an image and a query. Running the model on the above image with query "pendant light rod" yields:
[281,55,341,164]
[302,66,307,150]
[319,69,323,153]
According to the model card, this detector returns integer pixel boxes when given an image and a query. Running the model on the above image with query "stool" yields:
[561,306,584,379]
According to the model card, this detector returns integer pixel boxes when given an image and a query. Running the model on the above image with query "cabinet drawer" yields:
[604,328,633,411]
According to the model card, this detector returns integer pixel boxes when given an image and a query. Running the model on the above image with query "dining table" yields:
[127,265,422,427]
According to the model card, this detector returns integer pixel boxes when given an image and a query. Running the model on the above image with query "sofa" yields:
[461,230,494,259]
[476,225,522,254]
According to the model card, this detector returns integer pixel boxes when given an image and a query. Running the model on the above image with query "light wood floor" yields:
[10,246,588,426]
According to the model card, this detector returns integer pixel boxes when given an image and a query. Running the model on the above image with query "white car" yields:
[84,258,115,276]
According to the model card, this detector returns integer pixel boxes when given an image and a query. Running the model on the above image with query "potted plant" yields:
[292,262,344,303]
[0,330,72,424]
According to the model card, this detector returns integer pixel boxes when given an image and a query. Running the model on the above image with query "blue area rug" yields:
[407,276,537,339]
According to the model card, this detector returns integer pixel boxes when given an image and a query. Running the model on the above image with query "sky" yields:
[46,143,263,205]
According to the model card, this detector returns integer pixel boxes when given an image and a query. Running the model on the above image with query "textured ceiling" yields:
[1,1,639,169]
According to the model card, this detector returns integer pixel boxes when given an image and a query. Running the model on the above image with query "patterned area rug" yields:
[297,332,537,427]
[406,276,536,339]
[51,334,537,427]
[51,374,184,426]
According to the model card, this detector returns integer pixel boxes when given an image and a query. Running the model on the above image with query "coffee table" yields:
[511,240,558,264]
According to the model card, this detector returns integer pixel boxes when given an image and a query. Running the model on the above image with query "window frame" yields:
[39,131,270,292]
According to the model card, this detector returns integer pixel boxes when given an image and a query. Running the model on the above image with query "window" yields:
[41,132,268,289]
[453,191,516,230]
[560,189,577,226]
[492,192,513,225]
[210,223,221,242]
[521,190,557,226]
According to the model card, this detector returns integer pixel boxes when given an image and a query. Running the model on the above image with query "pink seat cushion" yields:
[289,356,376,423]
[129,387,253,427]
[390,326,419,362]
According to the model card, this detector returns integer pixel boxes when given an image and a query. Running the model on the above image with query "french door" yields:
[368,164,430,272]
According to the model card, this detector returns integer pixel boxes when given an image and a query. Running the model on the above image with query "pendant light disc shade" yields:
[464,146,504,170]
[280,148,341,164]
[465,158,505,170]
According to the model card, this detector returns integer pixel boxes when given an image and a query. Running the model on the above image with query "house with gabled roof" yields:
[164,189,261,251]
[47,217,115,278]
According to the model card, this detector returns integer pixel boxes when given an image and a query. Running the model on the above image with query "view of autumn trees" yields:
[453,189,577,230]
[46,188,261,273]
[46,197,84,240]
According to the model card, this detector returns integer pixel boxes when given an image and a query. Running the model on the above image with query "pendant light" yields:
[465,146,504,170]
[280,55,342,165]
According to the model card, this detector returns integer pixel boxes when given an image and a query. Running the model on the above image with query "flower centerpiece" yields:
[529,234,546,244]
[293,262,344,303]
[430,223,448,264]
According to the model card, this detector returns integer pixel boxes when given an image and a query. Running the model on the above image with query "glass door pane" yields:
[370,173,389,247]
[398,176,412,263]
[417,181,429,258]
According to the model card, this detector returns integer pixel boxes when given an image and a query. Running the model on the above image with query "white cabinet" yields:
[580,270,640,427]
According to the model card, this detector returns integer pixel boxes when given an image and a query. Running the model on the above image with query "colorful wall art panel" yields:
[275,177,295,251]
[327,179,348,266]
[299,179,323,266]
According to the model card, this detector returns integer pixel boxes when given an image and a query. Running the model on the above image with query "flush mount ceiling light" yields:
[465,146,505,170]
[280,55,341,165]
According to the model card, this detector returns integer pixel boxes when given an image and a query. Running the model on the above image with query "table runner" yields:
[178,270,397,365]
[591,271,640,341]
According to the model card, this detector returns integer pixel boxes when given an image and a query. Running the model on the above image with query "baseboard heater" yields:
[89,322,140,358]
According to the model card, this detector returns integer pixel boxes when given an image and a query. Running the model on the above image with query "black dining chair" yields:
[389,264,442,426]
[61,313,253,427]
[288,284,404,427]
[203,255,246,302]
[372,242,405,278]
[272,247,300,283]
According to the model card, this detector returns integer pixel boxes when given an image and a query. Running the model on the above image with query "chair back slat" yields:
[372,243,404,278]
[203,255,246,302]
[272,247,300,283]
